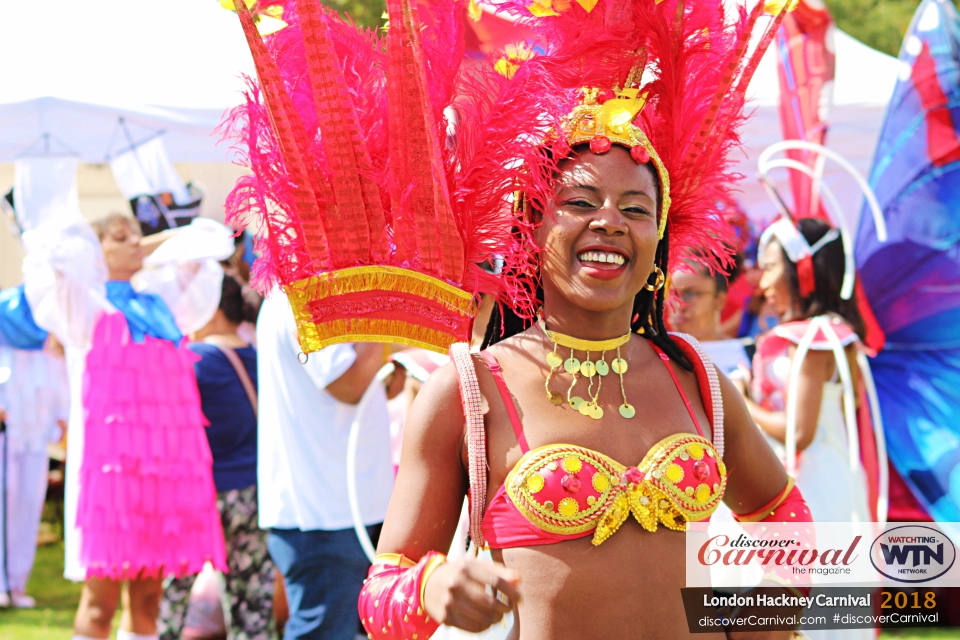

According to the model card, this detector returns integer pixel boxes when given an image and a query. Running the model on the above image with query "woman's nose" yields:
[758,271,773,291]
[588,203,627,235]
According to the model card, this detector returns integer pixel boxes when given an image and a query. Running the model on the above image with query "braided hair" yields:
[481,225,692,370]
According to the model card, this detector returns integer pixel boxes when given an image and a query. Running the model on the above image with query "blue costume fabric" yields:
[855,0,960,529]
[0,285,47,350]
[105,280,182,345]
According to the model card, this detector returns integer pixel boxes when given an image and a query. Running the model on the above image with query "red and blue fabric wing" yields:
[855,0,960,525]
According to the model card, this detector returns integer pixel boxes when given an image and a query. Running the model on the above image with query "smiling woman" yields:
[361,0,814,634]
[222,0,812,636]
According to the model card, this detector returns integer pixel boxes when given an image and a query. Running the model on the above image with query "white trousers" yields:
[0,435,49,592]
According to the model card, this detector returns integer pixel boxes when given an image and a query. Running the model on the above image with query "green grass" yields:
[2,542,959,639]
[0,542,81,640]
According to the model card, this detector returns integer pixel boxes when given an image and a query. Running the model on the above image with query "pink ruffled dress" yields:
[78,312,226,579]
[21,218,235,581]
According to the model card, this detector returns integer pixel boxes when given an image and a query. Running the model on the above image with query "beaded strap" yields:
[669,333,725,458]
[449,343,487,549]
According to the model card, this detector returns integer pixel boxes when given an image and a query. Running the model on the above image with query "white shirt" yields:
[256,292,394,531]
[700,339,751,377]
[0,347,68,453]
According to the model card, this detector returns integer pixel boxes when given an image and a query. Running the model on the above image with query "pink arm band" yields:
[734,479,814,596]
[733,477,812,524]
[359,551,446,640]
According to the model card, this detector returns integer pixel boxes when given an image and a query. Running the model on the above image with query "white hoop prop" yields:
[758,140,887,242]
[758,141,888,300]
[857,351,890,525]
[347,362,397,562]
[760,158,856,299]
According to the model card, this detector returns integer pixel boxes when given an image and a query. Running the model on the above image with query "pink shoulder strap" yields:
[668,333,724,458]
[448,342,487,549]
[650,343,704,438]
[480,351,530,453]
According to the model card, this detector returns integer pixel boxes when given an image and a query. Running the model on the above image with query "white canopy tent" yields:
[0,0,255,163]
[0,0,255,285]
[735,28,903,234]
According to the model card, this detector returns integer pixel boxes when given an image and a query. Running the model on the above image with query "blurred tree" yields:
[322,0,386,27]
[827,0,919,55]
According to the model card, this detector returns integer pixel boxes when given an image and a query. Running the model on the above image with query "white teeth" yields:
[578,251,625,266]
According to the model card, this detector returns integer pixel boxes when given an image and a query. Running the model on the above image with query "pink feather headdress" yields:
[221,0,787,353]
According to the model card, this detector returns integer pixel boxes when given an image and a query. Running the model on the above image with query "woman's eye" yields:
[623,206,652,216]
[565,199,595,208]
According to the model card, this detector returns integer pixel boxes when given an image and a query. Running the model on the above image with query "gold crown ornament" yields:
[562,86,671,239]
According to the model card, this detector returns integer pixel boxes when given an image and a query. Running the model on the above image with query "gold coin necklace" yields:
[541,324,636,420]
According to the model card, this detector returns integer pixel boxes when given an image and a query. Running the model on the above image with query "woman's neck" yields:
[540,300,634,341]
[195,319,245,346]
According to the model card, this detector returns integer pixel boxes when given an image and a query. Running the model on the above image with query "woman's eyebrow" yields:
[622,189,654,198]
[562,183,600,193]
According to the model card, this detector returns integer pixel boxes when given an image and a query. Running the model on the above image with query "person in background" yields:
[738,218,872,527]
[256,291,404,640]
[22,213,230,640]
[0,285,69,609]
[719,259,758,337]
[735,265,780,340]
[220,235,262,348]
[668,261,752,376]
[159,274,273,640]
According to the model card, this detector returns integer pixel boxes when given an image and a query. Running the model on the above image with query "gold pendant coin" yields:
[546,352,563,369]
[580,360,596,377]
[547,391,564,405]
[589,403,604,420]
[595,360,610,376]
[569,396,584,410]
[619,403,636,419]
[564,357,581,374]
[611,358,628,374]
[579,400,592,416]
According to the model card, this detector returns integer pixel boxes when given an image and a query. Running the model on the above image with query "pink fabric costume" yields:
[22,219,232,580]
[78,312,225,579]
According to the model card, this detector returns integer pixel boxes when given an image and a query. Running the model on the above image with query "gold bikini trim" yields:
[504,434,727,546]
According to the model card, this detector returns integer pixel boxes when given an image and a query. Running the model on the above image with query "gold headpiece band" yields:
[562,87,671,239]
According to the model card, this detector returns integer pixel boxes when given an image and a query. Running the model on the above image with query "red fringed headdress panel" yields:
[222,0,787,353]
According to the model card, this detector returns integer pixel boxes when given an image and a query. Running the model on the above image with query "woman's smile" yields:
[575,245,630,280]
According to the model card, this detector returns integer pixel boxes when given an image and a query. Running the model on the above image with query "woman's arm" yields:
[376,363,471,556]
[744,349,831,453]
[720,371,812,640]
[720,370,790,514]
[135,219,236,334]
[22,221,107,351]
[363,362,518,638]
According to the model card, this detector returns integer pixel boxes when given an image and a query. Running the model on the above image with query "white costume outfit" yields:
[700,338,751,377]
[0,347,68,593]
[752,317,873,640]
[751,317,871,524]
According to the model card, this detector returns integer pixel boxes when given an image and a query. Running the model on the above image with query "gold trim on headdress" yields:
[562,87,671,239]
[286,266,478,354]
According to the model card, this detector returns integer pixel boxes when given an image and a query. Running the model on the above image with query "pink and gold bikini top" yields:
[451,334,726,549]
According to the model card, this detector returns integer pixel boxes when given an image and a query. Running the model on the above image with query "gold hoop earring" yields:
[643,266,665,291]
